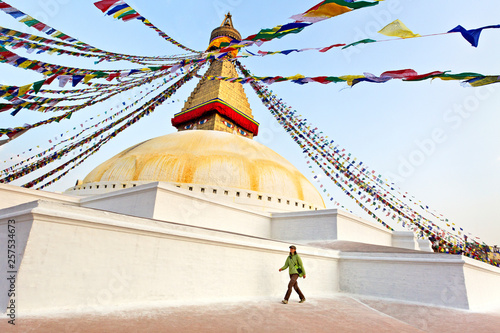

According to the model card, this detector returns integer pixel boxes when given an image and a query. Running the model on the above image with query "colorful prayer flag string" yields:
[204,68,500,87]
[235,60,498,268]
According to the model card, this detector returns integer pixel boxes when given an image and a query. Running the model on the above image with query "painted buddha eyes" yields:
[185,120,246,137]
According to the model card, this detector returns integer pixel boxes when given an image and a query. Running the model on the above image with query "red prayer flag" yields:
[403,71,445,81]
[94,0,122,13]
[381,69,418,79]
[319,44,346,52]
[32,22,47,31]
[122,13,141,22]
[311,76,329,84]
[45,74,60,85]
[0,104,14,113]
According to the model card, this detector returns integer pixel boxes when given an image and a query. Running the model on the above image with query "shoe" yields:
[299,298,306,303]
[282,300,288,304]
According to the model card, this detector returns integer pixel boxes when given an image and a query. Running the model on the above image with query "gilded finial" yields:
[221,12,234,28]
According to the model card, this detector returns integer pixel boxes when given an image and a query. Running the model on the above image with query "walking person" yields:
[279,245,306,304]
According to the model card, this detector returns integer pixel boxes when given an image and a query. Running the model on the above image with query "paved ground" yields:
[2,295,500,333]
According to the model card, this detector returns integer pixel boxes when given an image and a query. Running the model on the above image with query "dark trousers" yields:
[284,274,305,301]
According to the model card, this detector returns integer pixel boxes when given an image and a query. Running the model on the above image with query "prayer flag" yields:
[378,19,421,38]
[448,24,500,47]
[17,83,32,96]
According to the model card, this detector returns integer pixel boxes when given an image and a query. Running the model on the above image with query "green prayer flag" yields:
[33,80,45,94]
[439,72,483,80]
[342,39,377,49]
[117,10,136,19]
[323,0,380,10]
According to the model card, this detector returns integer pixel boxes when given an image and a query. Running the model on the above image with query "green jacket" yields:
[281,253,306,276]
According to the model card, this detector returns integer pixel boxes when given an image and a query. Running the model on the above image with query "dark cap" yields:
[289,245,296,249]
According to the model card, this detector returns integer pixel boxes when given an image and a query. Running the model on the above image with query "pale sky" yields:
[1,0,499,245]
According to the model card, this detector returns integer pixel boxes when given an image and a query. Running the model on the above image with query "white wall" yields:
[0,183,78,210]
[80,182,273,239]
[80,183,159,219]
[3,186,500,313]
[8,182,415,251]
[336,212,394,247]
[463,256,500,310]
[68,181,323,213]
[271,209,397,248]
[338,252,470,309]
[392,231,418,250]
[3,200,339,314]
[3,199,500,314]
[152,184,272,238]
[0,210,33,312]
[271,210,338,242]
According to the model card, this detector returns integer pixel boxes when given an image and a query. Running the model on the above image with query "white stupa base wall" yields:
[1,183,499,314]
[79,182,273,239]
[271,210,422,251]
[339,251,470,309]
[462,256,500,310]
[0,201,339,315]
[339,251,500,310]
[74,182,422,250]
[67,180,323,213]
[417,238,434,252]
[0,184,78,211]
[0,183,425,251]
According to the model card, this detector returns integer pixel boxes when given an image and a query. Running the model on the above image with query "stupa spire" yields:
[171,14,259,138]
[221,12,234,28]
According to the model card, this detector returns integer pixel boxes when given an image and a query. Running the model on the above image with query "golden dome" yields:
[82,130,325,208]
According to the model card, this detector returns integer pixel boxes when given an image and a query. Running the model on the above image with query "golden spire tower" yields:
[171,13,259,138]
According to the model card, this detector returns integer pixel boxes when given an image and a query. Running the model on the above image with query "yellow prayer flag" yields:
[287,74,305,81]
[18,60,33,69]
[207,36,234,52]
[305,3,352,18]
[469,76,500,87]
[438,76,474,81]
[18,83,33,96]
[19,15,34,23]
[83,74,96,84]
[339,75,365,86]
[378,19,421,38]
[113,7,133,19]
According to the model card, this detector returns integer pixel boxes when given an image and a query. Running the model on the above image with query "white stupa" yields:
[1,15,499,325]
